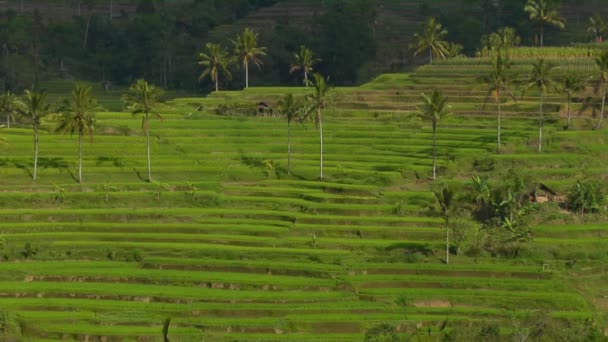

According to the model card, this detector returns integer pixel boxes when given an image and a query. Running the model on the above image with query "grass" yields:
[0,51,606,340]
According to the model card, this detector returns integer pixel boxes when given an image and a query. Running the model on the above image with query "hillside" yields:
[0,46,607,340]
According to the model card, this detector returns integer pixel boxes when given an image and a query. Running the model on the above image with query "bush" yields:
[364,323,399,342]
[567,180,605,215]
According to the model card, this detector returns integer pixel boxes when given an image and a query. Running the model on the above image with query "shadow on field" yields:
[13,157,68,178]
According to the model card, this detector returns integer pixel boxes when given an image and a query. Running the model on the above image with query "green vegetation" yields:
[0,1,607,341]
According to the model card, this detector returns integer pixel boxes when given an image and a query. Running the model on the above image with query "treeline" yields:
[0,0,376,91]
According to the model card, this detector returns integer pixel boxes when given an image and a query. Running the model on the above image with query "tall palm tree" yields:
[198,43,233,92]
[56,83,99,184]
[418,90,451,180]
[587,15,606,43]
[524,0,566,47]
[432,184,454,265]
[411,17,449,64]
[303,73,331,180]
[593,51,608,130]
[233,28,267,89]
[559,73,584,130]
[122,79,164,182]
[290,45,320,86]
[483,53,516,152]
[277,93,303,175]
[19,90,51,181]
[523,59,556,152]
[0,91,23,128]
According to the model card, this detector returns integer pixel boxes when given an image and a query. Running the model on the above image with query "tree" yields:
[587,15,606,43]
[433,184,455,264]
[524,0,566,47]
[592,51,608,130]
[478,27,521,59]
[19,90,51,181]
[198,43,233,92]
[0,92,23,128]
[558,73,584,130]
[122,79,164,182]
[303,73,331,180]
[567,180,605,215]
[276,93,303,175]
[56,83,99,184]
[290,45,320,86]
[411,17,449,64]
[483,53,516,152]
[523,59,555,152]
[232,28,266,89]
[418,90,451,180]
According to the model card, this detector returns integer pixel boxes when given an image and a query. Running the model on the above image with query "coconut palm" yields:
[290,45,320,86]
[411,17,449,64]
[56,83,99,184]
[479,27,521,59]
[482,53,517,152]
[524,0,566,47]
[523,59,556,152]
[592,51,608,130]
[122,79,164,182]
[198,43,233,92]
[277,93,303,175]
[587,15,606,43]
[432,184,455,264]
[558,73,585,130]
[0,92,23,128]
[303,73,331,180]
[19,90,51,181]
[418,90,451,180]
[233,28,267,89]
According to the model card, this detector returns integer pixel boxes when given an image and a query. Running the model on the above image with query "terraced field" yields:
[1,54,607,340]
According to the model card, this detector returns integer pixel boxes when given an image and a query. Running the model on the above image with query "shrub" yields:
[567,180,605,215]
[364,323,399,342]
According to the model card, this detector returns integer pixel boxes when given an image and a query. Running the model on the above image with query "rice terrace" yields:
[0,0,607,341]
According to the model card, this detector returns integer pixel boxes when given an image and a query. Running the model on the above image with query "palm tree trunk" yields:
[215,76,219,92]
[497,93,501,152]
[33,122,39,181]
[538,92,543,152]
[595,87,605,130]
[540,24,544,48]
[78,131,83,184]
[287,120,292,175]
[304,71,308,87]
[6,114,9,128]
[245,60,249,89]
[83,13,91,50]
[145,115,152,182]
[432,121,437,180]
[318,108,323,180]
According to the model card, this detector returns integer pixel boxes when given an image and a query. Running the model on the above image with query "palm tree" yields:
[290,45,320,86]
[411,17,449,64]
[418,90,451,180]
[523,59,556,152]
[587,15,606,43]
[198,43,233,92]
[524,0,566,47]
[19,90,51,181]
[0,92,23,128]
[592,51,608,130]
[559,73,584,130]
[56,83,99,184]
[233,28,267,89]
[482,53,516,152]
[277,93,303,175]
[432,184,454,264]
[303,73,331,180]
[122,79,164,182]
